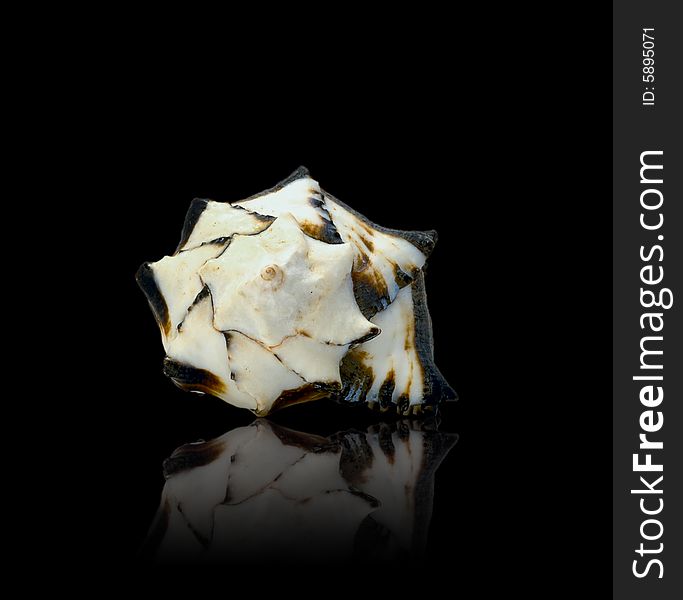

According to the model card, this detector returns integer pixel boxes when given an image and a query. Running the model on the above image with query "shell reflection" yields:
[143,419,457,563]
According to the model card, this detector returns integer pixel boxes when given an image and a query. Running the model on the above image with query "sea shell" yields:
[141,419,458,563]
[137,167,455,415]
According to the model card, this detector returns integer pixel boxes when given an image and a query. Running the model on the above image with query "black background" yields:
[61,7,611,589]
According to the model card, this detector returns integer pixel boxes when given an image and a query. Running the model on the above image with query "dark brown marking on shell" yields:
[203,236,231,247]
[351,326,381,346]
[175,197,209,252]
[178,286,212,332]
[193,285,212,304]
[393,262,414,289]
[403,361,415,396]
[163,438,226,477]
[378,370,396,409]
[308,194,325,209]
[351,266,391,319]
[378,423,395,463]
[268,382,339,414]
[265,420,337,453]
[299,218,344,244]
[397,395,410,414]
[338,349,374,404]
[396,393,410,413]
[404,322,414,351]
[323,190,439,258]
[358,234,374,252]
[354,251,370,272]
[162,357,226,396]
[136,262,171,336]
[338,431,374,485]
[409,270,457,405]
[231,203,277,224]
[358,220,375,238]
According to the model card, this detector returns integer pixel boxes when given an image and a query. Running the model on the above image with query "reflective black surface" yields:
[140,418,456,564]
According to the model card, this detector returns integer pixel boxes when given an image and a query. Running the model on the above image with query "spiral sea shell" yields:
[137,167,455,415]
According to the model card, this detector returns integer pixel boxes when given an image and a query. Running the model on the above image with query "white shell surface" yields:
[178,201,273,252]
[151,242,228,349]
[272,334,348,385]
[165,292,256,410]
[200,213,375,347]
[225,330,305,414]
[354,284,425,406]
